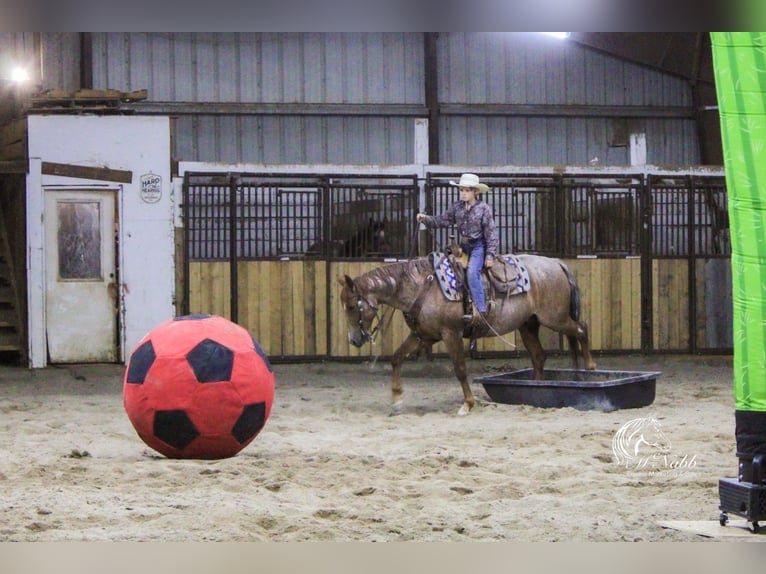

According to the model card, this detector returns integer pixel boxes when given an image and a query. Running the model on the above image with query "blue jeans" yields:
[461,241,486,313]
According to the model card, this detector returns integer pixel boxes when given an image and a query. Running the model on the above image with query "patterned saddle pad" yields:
[431,252,530,302]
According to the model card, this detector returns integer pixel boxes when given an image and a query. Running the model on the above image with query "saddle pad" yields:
[431,252,462,301]
[501,254,531,294]
[431,252,531,301]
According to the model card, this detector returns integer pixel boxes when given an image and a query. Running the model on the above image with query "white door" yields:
[44,189,118,362]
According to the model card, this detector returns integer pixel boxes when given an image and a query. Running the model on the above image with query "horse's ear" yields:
[343,275,356,290]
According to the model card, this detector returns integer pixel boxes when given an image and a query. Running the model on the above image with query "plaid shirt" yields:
[421,200,499,259]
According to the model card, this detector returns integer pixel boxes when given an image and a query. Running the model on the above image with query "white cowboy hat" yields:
[450,173,490,193]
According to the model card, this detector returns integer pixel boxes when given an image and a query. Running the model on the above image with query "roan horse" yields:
[339,255,596,415]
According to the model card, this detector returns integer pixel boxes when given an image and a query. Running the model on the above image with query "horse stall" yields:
[180,171,419,360]
[180,167,730,362]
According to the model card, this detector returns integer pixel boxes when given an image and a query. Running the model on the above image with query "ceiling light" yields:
[11,67,30,82]
[539,32,570,39]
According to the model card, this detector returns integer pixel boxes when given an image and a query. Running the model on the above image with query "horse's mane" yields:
[358,257,432,293]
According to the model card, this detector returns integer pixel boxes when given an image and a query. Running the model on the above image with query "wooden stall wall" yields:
[184,169,730,362]
[189,257,648,360]
[652,259,690,351]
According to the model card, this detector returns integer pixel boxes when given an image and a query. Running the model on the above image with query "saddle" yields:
[431,250,530,305]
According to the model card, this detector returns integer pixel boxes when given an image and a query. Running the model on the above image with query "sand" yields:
[0,352,761,542]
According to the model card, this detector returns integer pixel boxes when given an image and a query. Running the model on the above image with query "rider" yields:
[416,173,499,323]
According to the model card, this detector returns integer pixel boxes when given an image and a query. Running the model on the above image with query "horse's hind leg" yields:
[575,319,596,370]
[518,316,546,379]
[390,332,424,414]
[559,318,596,371]
[441,329,475,416]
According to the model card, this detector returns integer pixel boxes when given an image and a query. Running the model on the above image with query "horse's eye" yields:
[346,305,356,311]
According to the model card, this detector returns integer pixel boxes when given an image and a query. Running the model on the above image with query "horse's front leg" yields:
[390,331,424,414]
[441,329,475,416]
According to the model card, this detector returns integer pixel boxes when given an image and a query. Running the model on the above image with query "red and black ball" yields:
[123,315,275,459]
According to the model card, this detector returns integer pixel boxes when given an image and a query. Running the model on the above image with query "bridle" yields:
[352,287,383,343]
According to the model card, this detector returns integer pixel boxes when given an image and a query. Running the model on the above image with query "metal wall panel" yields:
[0,32,36,82]
[438,32,690,107]
[439,116,700,166]
[91,32,424,104]
[83,32,700,165]
[173,115,415,164]
[2,32,80,91]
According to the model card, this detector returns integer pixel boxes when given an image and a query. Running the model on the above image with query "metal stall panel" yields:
[184,172,418,361]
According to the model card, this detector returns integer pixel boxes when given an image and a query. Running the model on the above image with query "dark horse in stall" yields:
[306,218,392,258]
[339,255,596,415]
[343,218,392,257]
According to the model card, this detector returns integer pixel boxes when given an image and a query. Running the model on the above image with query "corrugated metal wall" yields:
[90,32,424,104]
[5,32,701,166]
[437,33,699,165]
[172,115,415,165]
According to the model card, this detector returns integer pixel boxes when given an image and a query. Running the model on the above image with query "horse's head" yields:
[338,274,379,347]
[368,217,392,255]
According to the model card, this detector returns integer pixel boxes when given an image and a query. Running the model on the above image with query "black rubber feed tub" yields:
[473,368,660,411]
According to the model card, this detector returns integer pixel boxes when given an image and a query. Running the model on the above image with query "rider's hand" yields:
[416,213,426,223]
[485,257,494,268]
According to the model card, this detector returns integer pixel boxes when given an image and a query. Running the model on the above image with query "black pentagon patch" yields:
[186,338,234,382]
[174,314,212,321]
[251,336,273,373]
[231,402,267,444]
[153,410,199,450]
[126,340,156,384]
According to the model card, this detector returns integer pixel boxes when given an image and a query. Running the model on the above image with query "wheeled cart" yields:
[719,454,766,533]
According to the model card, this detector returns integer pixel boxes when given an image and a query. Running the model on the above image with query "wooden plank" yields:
[189,262,230,318]
[652,260,661,349]
[624,259,641,349]
[211,262,230,318]
[188,262,201,312]
[290,262,304,356]
[0,119,27,147]
[608,260,622,349]
[255,261,272,355]
[302,261,317,354]
[588,259,603,350]
[314,261,328,355]
[42,161,133,184]
[0,160,27,174]
[268,262,283,356]
[652,259,689,351]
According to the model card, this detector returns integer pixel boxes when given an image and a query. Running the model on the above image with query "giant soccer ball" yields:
[123,314,275,459]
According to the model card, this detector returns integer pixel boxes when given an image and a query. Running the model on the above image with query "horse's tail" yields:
[559,262,581,367]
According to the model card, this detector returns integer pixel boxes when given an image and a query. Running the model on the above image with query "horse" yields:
[343,218,392,257]
[306,218,392,258]
[339,255,596,415]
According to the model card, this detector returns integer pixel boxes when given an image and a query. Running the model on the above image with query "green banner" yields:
[711,32,766,411]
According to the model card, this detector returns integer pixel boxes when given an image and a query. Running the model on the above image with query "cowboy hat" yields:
[450,173,490,193]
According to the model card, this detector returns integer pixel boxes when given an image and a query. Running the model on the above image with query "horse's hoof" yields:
[389,400,403,416]
[457,404,472,416]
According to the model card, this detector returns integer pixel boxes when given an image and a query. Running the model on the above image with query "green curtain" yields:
[711,32,766,412]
